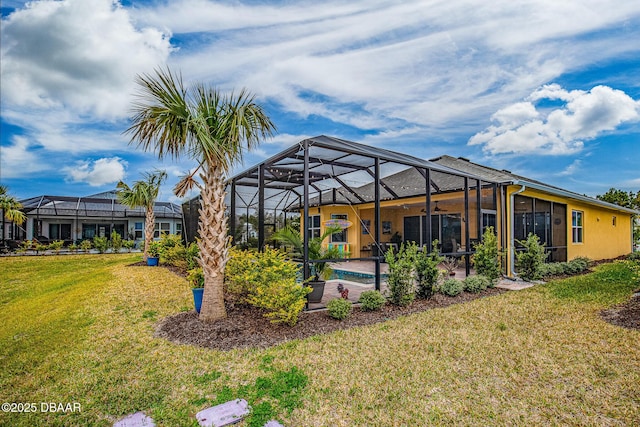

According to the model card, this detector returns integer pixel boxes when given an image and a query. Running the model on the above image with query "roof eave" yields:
[511,180,640,215]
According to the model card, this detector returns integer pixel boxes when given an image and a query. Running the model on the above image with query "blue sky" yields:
[1,0,639,203]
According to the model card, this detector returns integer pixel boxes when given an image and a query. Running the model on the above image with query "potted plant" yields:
[187,267,205,313]
[273,225,344,303]
[147,241,161,266]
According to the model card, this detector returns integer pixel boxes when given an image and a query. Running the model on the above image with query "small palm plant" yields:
[272,225,343,281]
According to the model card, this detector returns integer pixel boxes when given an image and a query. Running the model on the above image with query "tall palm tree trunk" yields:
[144,206,155,261]
[198,162,229,321]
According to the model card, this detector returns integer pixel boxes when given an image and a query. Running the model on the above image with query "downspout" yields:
[500,185,506,275]
[510,184,526,277]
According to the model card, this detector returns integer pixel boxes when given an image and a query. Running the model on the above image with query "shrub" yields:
[148,241,162,258]
[185,241,200,270]
[540,257,591,277]
[48,240,64,253]
[227,247,308,325]
[92,236,108,254]
[440,278,463,296]
[472,226,502,284]
[515,233,548,281]
[158,233,183,252]
[162,244,187,268]
[110,231,123,253]
[569,257,590,273]
[123,240,136,252]
[415,242,443,299]
[187,267,204,288]
[327,298,352,320]
[539,262,564,277]
[385,242,416,306]
[80,240,92,252]
[358,290,386,311]
[463,275,490,293]
[627,252,640,262]
[18,240,33,252]
[245,276,310,326]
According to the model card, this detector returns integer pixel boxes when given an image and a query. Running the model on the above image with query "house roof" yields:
[20,192,182,219]
[431,155,639,215]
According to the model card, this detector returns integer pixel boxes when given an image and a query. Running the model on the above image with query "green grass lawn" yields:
[1,254,639,426]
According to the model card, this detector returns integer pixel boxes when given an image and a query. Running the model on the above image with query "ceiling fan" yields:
[420,201,446,213]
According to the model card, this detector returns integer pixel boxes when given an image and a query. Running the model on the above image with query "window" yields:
[154,222,171,238]
[308,215,320,239]
[403,213,461,253]
[481,210,497,235]
[134,222,143,240]
[49,224,71,240]
[330,214,348,243]
[176,223,182,236]
[612,216,616,227]
[572,211,583,243]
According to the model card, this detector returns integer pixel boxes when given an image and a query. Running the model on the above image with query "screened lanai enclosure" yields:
[226,136,501,308]
[17,191,183,245]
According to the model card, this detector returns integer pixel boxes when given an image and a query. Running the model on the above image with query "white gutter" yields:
[510,184,526,277]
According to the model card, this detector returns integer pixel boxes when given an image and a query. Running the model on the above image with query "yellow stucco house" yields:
[228,136,637,282]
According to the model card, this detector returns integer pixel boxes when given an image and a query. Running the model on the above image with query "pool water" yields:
[330,269,388,284]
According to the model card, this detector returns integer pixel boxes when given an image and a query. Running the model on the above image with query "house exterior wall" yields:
[305,190,494,258]
[504,185,633,275]
[306,185,632,271]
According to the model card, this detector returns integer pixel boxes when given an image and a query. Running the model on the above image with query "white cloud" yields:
[64,157,127,186]
[558,159,583,176]
[468,84,640,155]
[139,0,640,132]
[0,135,48,178]
[1,0,172,119]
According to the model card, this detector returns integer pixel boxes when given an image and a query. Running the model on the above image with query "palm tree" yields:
[0,185,26,245]
[126,68,275,322]
[116,170,167,261]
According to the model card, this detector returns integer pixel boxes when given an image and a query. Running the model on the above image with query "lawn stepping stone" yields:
[196,399,250,427]
[263,421,284,427]
[113,411,156,427]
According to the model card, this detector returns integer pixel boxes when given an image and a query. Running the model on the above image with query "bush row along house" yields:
[8,191,183,247]
[210,136,638,287]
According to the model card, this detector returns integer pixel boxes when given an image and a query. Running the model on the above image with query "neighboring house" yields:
[223,136,637,282]
[17,191,183,244]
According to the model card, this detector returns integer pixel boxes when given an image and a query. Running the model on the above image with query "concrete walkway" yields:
[495,278,542,291]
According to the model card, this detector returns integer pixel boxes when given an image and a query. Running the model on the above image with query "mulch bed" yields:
[600,291,640,331]
[132,259,639,350]
[154,288,506,351]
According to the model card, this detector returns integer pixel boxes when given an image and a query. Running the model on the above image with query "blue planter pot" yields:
[147,257,159,266]
[192,288,204,313]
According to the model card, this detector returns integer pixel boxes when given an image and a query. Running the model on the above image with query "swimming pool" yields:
[330,269,388,284]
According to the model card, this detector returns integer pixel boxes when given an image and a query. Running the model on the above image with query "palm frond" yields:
[174,169,203,197]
